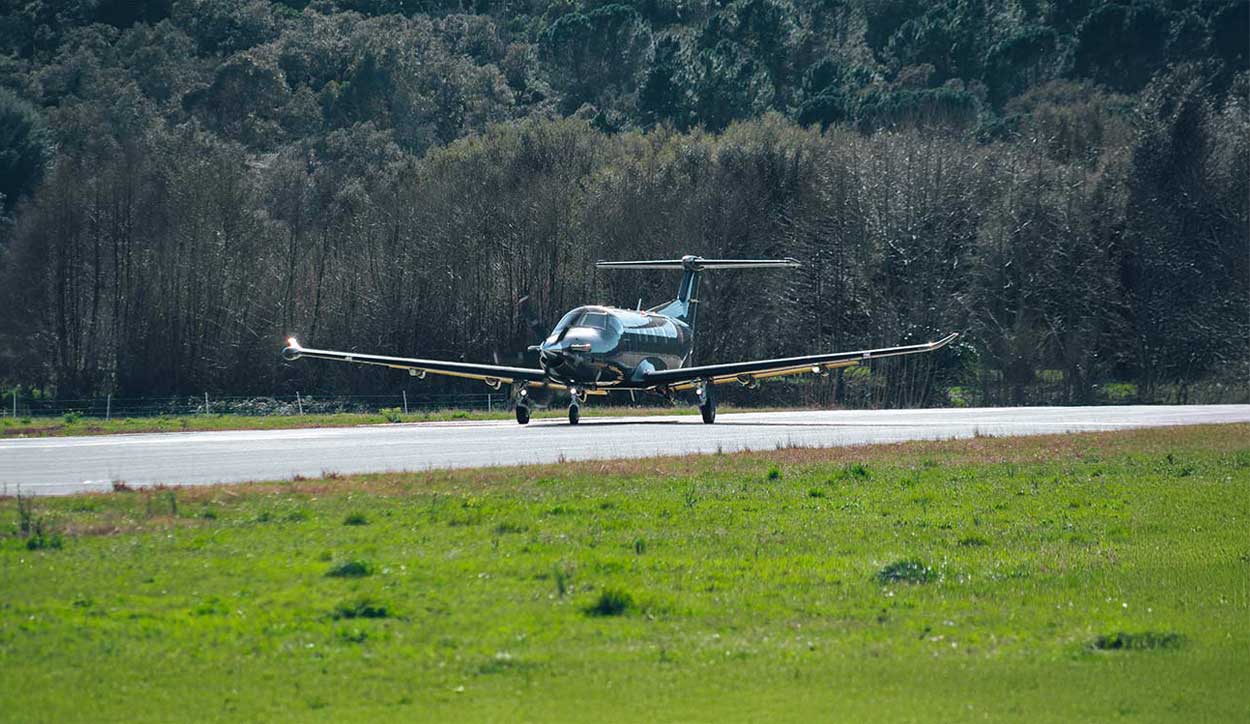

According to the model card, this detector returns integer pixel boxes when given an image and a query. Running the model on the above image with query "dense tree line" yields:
[0,1,1246,406]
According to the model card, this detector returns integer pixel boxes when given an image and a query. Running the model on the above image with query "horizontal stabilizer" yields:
[596,255,800,271]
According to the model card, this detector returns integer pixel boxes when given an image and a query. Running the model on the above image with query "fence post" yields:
[106,394,112,421]
[296,391,304,416]
[403,390,408,415]
[204,391,209,415]
[11,389,16,418]
[488,394,492,413]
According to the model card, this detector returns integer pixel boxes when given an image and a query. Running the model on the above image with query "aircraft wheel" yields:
[515,405,531,425]
[568,404,580,425]
[700,395,717,424]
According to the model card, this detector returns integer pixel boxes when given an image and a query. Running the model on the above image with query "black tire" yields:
[515,405,531,425]
[700,396,717,424]
[568,404,580,425]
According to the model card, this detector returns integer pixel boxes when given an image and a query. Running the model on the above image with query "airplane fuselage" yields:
[536,306,693,389]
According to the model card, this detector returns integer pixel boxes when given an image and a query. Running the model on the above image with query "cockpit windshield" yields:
[578,312,609,329]
[547,307,622,344]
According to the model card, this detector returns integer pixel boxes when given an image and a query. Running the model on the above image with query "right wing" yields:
[641,333,959,391]
[282,337,549,390]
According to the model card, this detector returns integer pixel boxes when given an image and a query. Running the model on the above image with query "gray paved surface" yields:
[2,405,1247,496]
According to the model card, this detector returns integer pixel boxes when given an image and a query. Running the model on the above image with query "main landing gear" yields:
[697,381,717,424]
[515,403,531,425]
[568,388,585,425]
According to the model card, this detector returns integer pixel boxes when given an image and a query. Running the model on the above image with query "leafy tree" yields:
[1073,0,1173,92]
[0,87,51,214]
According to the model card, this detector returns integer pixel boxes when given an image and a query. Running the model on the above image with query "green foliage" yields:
[1091,631,1184,651]
[0,87,51,214]
[332,596,389,620]
[0,0,1245,406]
[875,559,935,584]
[585,587,634,617]
[325,559,373,578]
[342,512,368,526]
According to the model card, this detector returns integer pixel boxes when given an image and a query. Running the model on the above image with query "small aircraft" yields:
[282,256,957,424]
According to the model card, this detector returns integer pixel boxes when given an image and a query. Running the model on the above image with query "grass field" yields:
[0,405,743,438]
[2,425,1247,722]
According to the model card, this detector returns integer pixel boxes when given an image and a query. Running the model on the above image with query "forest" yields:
[0,0,1246,407]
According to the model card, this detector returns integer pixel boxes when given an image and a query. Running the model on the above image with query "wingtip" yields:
[282,336,303,361]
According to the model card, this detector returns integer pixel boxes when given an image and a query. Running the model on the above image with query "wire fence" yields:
[0,392,509,420]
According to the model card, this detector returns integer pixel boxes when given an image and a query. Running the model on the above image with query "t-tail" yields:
[595,255,801,332]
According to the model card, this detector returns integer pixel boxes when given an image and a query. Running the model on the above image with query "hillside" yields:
[0,1,1246,404]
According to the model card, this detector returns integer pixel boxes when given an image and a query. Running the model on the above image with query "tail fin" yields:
[595,255,800,330]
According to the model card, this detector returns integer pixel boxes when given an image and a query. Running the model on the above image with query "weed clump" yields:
[493,521,526,535]
[766,466,782,481]
[333,597,389,619]
[841,463,870,480]
[958,535,989,547]
[326,559,373,578]
[343,512,368,526]
[875,559,936,584]
[585,588,634,617]
[380,407,403,423]
[808,488,826,498]
[1092,631,1183,651]
[26,532,63,550]
[338,627,368,643]
[16,492,62,550]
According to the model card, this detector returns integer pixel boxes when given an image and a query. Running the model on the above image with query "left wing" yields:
[642,333,959,391]
[282,337,548,390]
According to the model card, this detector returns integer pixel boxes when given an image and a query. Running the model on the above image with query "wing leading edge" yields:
[282,338,550,390]
[642,333,959,391]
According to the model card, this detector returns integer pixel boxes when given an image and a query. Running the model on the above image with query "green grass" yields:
[1,425,1247,722]
[0,405,778,438]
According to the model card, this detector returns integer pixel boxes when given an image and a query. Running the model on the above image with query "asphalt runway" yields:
[2,405,1247,496]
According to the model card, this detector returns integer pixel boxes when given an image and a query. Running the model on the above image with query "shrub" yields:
[841,463,870,480]
[26,532,63,550]
[1092,631,1183,651]
[585,587,634,616]
[343,512,368,526]
[380,407,403,423]
[875,559,936,584]
[62,411,82,424]
[333,597,389,619]
[766,466,782,480]
[326,559,373,578]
